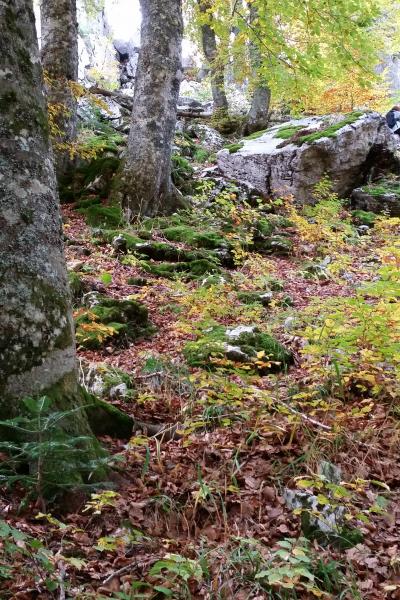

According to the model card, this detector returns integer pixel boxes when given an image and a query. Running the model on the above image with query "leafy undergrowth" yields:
[1,176,400,600]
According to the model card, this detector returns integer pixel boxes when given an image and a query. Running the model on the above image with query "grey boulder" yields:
[217,112,398,203]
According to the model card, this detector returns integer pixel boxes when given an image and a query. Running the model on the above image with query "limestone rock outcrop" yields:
[217,112,398,202]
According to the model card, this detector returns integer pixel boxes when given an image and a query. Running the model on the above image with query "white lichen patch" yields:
[6,181,28,199]
[30,179,51,195]
[1,207,20,226]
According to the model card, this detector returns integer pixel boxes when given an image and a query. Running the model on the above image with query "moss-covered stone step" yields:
[74,294,155,349]
[183,324,292,373]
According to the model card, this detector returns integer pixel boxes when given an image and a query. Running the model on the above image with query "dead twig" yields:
[102,563,136,586]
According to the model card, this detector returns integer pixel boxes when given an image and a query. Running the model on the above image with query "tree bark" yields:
[40,0,78,176]
[244,2,271,135]
[198,0,229,113]
[0,0,100,455]
[245,86,271,134]
[116,0,184,219]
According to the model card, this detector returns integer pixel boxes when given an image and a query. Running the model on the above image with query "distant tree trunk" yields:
[40,0,78,176]
[0,0,100,459]
[198,0,229,114]
[116,0,184,219]
[244,3,271,135]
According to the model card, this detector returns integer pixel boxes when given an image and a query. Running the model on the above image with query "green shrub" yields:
[0,396,109,503]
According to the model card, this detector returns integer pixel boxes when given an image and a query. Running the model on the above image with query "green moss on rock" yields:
[99,229,143,249]
[297,112,364,145]
[224,142,244,154]
[274,125,304,139]
[161,225,226,249]
[75,295,155,349]
[183,326,292,372]
[352,210,376,226]
[78,204,124,228]
[85,395,134,438]
[359,180,400,197]
[237,291,273,306]
[142,257,220,280]
[244,128,270,140]
[81,156,120,187]
[74,196,102,210]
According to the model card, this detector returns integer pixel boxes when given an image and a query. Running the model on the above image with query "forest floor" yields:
[1,156,400,599]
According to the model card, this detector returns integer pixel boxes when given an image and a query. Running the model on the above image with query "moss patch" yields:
[274,125,304,139]
[75,295,155,349]
[161,225,227,250]
[142,257,221,280]
[74,196,102,210]
[352,210,376,226]
[223,142,244,154]
[183,326,292,372]
[237,291,272,306]
[78,204,124,228]
[99,229,143,249]
[297,112,364,145]
[243,128,270,140]
[134,241,207,263]
[359,181,400,197]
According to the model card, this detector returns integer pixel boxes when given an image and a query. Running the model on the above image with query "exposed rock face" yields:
[185,123,226,151]
[114,39,139,89]
[218,112,398,202]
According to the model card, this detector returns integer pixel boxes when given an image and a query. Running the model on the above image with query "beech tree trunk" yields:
[244,3,271,134]
[198,0,229,113]
[116,0,184,218]
[0,0,98,453]
[40,0,78,175]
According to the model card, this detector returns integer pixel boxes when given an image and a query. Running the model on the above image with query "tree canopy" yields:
[185,0,399,112]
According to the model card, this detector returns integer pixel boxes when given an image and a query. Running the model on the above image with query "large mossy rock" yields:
[183,325,292,373]
[75,294,155,349]
[217,112,398,203]
[351,178,400,217]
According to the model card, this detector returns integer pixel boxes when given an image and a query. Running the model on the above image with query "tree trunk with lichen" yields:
[198,0,229,114]
[244,2,271,135]
[40,0,78,176]
[116,0,184,219]
[0,0,105,460]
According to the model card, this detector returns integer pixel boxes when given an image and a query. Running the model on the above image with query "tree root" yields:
[84,393,181,442]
